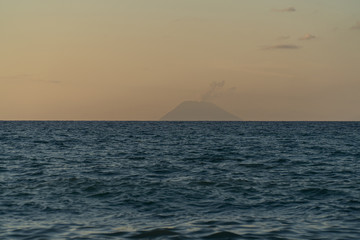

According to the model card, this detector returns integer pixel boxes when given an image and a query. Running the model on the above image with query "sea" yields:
[1,121,360,239]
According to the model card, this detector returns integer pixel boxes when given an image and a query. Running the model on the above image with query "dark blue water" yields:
[1,121,360,239]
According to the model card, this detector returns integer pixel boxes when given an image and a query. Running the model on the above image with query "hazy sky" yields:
[1,0,360,120]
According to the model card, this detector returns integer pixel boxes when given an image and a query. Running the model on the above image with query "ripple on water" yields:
[1,121,360,239]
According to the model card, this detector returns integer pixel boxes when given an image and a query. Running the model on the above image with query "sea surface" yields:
[1,121,360,239]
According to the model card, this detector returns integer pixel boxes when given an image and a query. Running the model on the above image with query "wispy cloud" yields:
[215,63,297,79]
[0,74,60,84]
[202,80,225,102]
[264,44,301,50]
[48,80,61,84]
[299,34,316,40]
[277,36,290,41]
[201,81,236,102]
[273,7,296,12]
[351,21,360,30]
[0,74,32,80]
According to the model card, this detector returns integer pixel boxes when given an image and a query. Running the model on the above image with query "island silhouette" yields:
[160,101,241,121]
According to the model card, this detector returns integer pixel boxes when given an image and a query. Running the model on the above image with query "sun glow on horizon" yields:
[1,0,360,121]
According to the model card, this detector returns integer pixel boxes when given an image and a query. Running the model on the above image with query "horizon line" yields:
[1,120,360,122]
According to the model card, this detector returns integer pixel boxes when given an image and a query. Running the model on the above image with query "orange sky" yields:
[1,0,360,120]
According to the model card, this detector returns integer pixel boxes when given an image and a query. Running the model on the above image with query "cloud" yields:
[351,21,360,30]
[0,74,32,80]
[299,34,316,40]
[0,74,60,84]
[201,81,237,102]
[264,44,301,50]
[277,36,290,40]
[274,7,296,12]
[201,80,225,102]
[48,80,62,84]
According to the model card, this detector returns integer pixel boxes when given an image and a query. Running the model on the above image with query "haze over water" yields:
[1,121,360,239]
[1,0,360,121]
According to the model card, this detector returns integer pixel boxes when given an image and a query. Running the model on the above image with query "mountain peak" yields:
[160,101,241,121]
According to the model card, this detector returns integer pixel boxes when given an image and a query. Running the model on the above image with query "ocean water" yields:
[1,121,360,239]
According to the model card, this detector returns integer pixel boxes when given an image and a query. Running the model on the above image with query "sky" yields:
[1,0,360,121]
